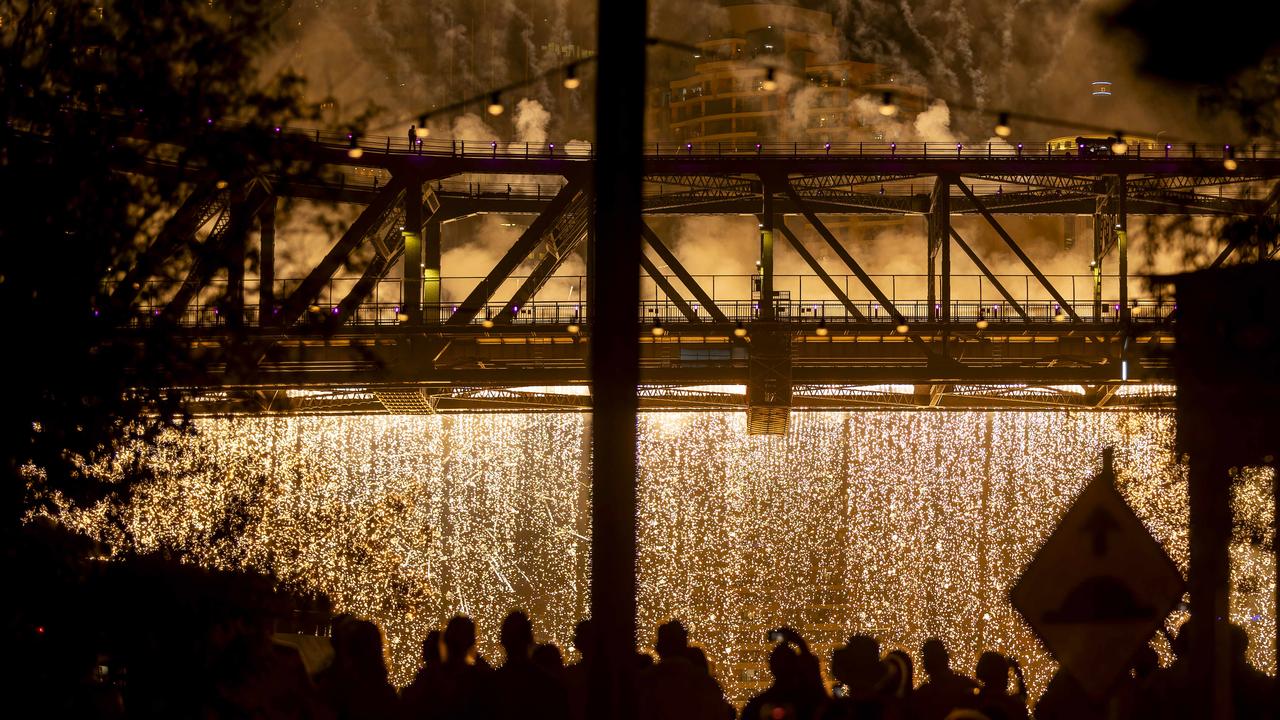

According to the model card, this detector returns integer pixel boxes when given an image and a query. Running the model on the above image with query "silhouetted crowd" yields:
[183,609,1276,720]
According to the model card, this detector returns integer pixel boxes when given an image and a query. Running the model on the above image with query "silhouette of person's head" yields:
[831,635,883,693]
[685,645,713,676]
[500,610,534,662]
[769,643,801,687]
[975,651,1009,691]
[444,615,477,664]
[655,620,689,660]
[342,619,388,680]
[921,638,952,680]
[573,619,595,661]
[885,649,914,697]
[422,630,443,668]
[532,643,564,674]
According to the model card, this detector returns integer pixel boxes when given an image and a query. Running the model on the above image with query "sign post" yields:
[1010,448,1184,699]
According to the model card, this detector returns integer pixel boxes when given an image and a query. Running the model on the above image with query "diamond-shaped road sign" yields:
[1010,448,1185,699]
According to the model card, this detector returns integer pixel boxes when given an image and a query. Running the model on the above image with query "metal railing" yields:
[267,125,1280,162]
[111,273,1172,329]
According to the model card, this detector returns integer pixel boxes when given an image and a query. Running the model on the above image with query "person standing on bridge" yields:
[408,124,417,151]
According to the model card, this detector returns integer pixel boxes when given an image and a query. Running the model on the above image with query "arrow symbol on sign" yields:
[1081,507,1121,556]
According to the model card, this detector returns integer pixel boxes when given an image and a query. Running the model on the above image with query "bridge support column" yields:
[1092,215,1103,322]
[1118,175,1129,325]
[1092,177,1120,323]
[928,176,951,322]
[403,181,423,324]
[258,197,275,326]
[424,215,442,324]
[759,185,775,321]
[226,188,251,330]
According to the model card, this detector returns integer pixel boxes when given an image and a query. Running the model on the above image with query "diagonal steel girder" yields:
[496,189,591,323]
[334,211,407,322]
[448,176,585,326]
[639,253,700,322]
[948,227,1031,321]
[111,181,225,315]
[1262,179,1280,213]
[277,176,408,326]
[955,179,1083,322]
[782,183,907,325]
[1209,180,1280,268]
[775,221,866,321]
[639,222,728,323]
[162,183,272,322]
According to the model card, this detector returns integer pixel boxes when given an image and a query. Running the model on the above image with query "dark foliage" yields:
[0,1,316,523]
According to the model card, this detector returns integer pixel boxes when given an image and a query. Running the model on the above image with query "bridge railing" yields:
[115,298,1174,329]
[111,272,1171,329]
[288,126,1280,161]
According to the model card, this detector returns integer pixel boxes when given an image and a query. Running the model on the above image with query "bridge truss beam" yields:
[102,147,1280,413]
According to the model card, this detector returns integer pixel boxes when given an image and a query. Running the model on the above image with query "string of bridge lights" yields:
[360,35,1242,168]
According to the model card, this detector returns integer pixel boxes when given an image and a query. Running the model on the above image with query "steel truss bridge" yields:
[106,134,1280,421]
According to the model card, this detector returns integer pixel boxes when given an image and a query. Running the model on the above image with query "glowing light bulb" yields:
[815,321,829,337]
[762,68,778,92]
[566,322,580,335]
[487,93,504,116]
[563,65,581,90]
[415,117,429,139]
[878,91,897,117]
[1111,132,1128,155]
[976,318,989,330]
[1224,157,1238,171]
[733,322,748,338]
[651,319,665,337]
[994,112,1012,138]
[895,322,910,334]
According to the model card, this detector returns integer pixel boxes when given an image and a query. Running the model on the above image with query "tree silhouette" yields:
[0,0,320,524]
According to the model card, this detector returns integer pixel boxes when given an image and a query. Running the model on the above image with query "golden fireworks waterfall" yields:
[53,411,1275,705]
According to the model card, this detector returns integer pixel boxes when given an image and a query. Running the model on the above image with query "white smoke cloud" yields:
[449,113,500,142]
[514,98,552,144]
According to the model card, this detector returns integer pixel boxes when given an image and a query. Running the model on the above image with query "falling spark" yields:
[47,412,1274,705]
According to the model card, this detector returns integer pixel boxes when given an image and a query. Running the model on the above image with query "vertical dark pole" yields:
[926,213,937,321]
[1092,210,1105,322]
[423,216,442,324]
[226,190,247,330]
[403,180,424,324]
[927,176,949,322]
[258,197,275,326]
[939,179,951,323]
[1188,452,1234,720]
[1118,175,1129,325]
[759,184,775,321]
[590,1,644,719]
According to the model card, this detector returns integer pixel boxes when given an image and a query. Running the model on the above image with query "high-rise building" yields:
[647,0,928,144]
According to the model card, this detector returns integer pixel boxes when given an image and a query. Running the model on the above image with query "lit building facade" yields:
[648,1,928,144]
